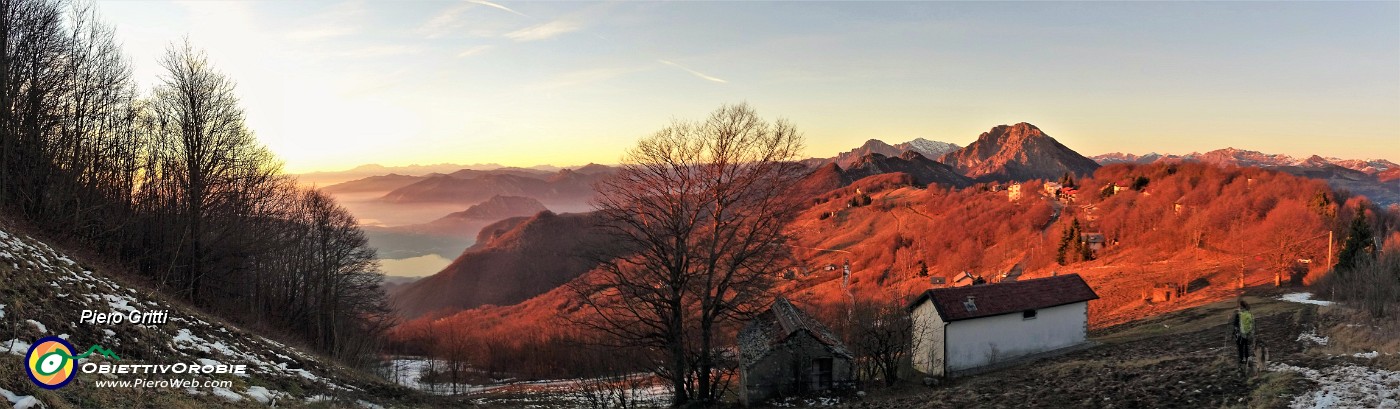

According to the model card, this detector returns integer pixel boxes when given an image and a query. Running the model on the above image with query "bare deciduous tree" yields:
[847,299,913,386]
[573,103,807,406]
[149,39,277,299]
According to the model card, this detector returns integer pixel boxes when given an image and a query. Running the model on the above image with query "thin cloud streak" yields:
[467,0,528,18]
[456,45,494,58]
[658,60,727,84]
[506,19,582,42]
[421,0,528,39]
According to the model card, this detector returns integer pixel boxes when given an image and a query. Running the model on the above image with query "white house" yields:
[908,274,1099,377]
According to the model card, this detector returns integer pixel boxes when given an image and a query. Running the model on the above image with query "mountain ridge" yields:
[940,122,1101,182]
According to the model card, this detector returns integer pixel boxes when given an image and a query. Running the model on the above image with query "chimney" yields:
[963,296,977,312]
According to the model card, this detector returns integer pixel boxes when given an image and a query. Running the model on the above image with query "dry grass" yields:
[1312,308,1400,371]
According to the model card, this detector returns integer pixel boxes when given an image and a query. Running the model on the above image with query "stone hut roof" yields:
[738,297,853,368]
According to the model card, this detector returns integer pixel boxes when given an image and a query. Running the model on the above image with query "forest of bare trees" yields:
[0,0,389,367]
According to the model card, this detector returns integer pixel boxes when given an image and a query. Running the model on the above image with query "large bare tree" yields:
[574,103,807,406]
[149,39,277,299]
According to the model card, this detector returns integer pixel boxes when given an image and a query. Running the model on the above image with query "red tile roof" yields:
[906,274,1099,322]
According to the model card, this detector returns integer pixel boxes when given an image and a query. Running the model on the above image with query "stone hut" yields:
[738,297,854,406]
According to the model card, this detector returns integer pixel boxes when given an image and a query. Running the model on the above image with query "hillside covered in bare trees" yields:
[0,0,390,369]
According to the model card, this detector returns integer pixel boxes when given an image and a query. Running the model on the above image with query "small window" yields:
[1023,309,1037,320]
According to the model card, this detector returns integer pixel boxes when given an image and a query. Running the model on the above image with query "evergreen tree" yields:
[1058,173,1077,189]
[1336,207,1376,272]
[1131,175,1150,191]
[1057,219,1082,265]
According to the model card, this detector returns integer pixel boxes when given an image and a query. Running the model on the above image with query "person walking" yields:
[1231,299,1255,364]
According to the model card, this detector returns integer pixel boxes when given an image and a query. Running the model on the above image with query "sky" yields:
[98,1,1400,173]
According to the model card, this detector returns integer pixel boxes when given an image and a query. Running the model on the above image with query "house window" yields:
[1023,309,1037,320]
[814,358,834,390]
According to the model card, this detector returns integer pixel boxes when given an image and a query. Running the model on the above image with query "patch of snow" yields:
[1,386,43,409]
[5,339,32,356]
[1270,363,1400,408]
[1279,292,1335,306]
[171,328,211,353]
[102,329,115,338]
[1353,351,1380,359]
[0,303,6,319]
[104,294,138,312]
[1297,330,1330,346]
[245,386,282,404]
[26,319,46,333]
[358,400,385,409]
[210,387,243,402]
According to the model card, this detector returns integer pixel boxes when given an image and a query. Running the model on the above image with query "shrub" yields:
[1320,250,1400,318]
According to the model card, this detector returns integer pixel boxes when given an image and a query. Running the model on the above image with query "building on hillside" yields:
[908,274,1099,377]
[1080,232,1106,254]
[1007,183,1023,201]
[738,298,854,406]
[1043,182,1062,196]
[1113,180,1130,194]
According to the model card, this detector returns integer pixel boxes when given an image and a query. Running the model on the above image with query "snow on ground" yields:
[1353,351,1381,359]
[25,319,46,333]
[1297,329,1330,346]
[245,386,282,404]
[385,357,497,394]
[389,356,671,405]
[1,386,43,409]
[0,225,363,403]
[1269,363,1400,409]
[4,339,32,355]
[210,387,243,402]
[1279,292,1336,306]
[770,396,843,407]
[0,303,6,319]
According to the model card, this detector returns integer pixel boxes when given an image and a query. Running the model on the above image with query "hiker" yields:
[1231,299,1255,364]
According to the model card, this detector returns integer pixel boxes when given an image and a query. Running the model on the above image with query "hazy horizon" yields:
[97,1,1399,173]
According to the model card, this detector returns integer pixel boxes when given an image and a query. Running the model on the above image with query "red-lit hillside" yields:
[388,211,621,318]
[390,161,1397,376]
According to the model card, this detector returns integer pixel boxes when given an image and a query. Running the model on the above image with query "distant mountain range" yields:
[822,138,962,169]
[375,195,550,239]
[843,151,972,188]
[1091,148,1399,206]
[808,122,1099,186]
[296,162,571,187]
[1091,149,1397,173]
[323,164,616,205]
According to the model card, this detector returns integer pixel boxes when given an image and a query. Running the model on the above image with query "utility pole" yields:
[1326,230,1333,270]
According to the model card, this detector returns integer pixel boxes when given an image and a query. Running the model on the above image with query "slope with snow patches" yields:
[0,226,399,408]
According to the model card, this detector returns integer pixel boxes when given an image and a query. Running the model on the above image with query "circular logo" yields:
[26,336,77,389]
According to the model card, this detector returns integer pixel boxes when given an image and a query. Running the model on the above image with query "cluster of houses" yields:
[738,273,1099,405]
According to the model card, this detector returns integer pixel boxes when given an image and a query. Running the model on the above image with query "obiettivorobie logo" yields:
[25,336,121,390]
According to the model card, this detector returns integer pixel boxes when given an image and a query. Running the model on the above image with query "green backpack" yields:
[1238,310,1254,337]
